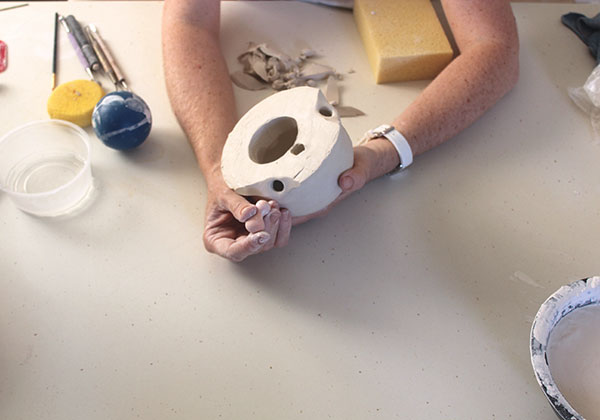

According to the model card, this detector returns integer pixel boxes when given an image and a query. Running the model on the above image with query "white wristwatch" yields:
[361,124,413,177]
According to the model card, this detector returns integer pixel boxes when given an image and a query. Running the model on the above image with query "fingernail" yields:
[257,232,270,245]
[282,209,290,220]
[341,176,354,190]
[256,200,270,217]
[241,206,257,222]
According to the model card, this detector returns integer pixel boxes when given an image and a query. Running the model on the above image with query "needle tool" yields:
[85,25,118,89]
[52,12,59,90]
[58,15,95,81]
[86,24,128,90]
[0,4,28,13]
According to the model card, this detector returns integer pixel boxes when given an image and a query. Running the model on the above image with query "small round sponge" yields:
[47,80,105,127]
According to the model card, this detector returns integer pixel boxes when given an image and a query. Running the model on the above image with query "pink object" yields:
[0,40,7,72]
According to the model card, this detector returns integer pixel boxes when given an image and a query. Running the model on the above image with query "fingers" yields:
[339,156,369,195]
[260,206,281,250]
[339,140,400,195]
[223,231,271,262]
[274,209,292,247]
[244,199,271,233]
[205,201,292,261]
[220,188,257,222]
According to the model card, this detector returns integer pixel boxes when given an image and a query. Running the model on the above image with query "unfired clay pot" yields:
[221,87,354,217]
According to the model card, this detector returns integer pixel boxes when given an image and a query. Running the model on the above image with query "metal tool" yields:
[85,26,118,89]
[58,15,95,81]
[86,24,128,90]
[64,15,99,72]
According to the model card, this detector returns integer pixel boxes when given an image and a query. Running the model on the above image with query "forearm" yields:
[162,0,235,186]
[393,0,519,158]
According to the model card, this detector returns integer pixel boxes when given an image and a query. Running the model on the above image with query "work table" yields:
[1,2,599,419]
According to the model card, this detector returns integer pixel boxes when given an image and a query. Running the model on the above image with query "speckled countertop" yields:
[1,2,599,419]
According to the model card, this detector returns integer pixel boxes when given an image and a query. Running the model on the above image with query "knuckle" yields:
[202,233,215,252]
[230,200,246,219]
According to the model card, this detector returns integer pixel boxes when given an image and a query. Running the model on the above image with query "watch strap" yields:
[361,124,413,176]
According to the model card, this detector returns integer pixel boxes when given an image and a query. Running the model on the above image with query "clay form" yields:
[221,86,354,217]
[326,76,340,106]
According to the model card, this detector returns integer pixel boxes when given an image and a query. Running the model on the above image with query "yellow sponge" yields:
[354,0,454,84]
[47,80,105,127]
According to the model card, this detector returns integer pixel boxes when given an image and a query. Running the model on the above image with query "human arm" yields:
[162,0,292,261]
[298,0,519,223]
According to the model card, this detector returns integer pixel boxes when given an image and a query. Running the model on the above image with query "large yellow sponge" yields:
[354,0,454,84]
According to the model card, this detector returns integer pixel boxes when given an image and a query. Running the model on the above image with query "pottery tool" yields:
[86,24,128,90]
[0,41,7,73]
[80,23,152,148]
[58,15,95,81]
[0,3,28,13]
[64,15,99,72]
[85,26,118,89]
[52,12,59,90]
[47,79,105,127]
[354,0,453,83]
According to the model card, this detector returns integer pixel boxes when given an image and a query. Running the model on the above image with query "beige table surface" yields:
[1,2,600,419]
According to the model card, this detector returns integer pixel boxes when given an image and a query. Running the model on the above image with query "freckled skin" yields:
[162,0,519,261]
[396,1,519,157]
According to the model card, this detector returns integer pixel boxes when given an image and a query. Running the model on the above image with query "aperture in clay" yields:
[249,117,298,164]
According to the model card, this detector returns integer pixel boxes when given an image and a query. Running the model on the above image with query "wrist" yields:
[361,124,413,177]
[201,164,228,194]
[357,138,401,180]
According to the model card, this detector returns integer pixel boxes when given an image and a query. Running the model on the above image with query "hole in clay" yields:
[272,180,284,192]
[319,106,333,117]
[249,117,298,164]
[290,143,305,155]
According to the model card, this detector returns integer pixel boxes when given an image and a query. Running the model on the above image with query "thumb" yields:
[221,189,257,222]
[338,165,368,194]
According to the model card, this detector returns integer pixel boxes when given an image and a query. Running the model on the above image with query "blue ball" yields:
[92,91,152,150]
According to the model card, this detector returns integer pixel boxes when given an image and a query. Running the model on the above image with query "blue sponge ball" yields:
[92,91,152,150]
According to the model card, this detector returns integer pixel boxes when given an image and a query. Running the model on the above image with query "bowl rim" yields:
[530,276,600,420]
[0,119,92,198]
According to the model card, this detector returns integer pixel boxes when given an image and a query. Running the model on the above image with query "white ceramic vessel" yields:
[221,87,354,217]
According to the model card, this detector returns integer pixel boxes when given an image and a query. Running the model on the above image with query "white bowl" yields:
[530,276,600,420]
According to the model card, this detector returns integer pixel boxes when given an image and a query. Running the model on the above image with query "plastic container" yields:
[530,276,600,420]
[0,120,93,217]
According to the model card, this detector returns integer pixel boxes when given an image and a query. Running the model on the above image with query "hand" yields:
[203,182,293,262]
[292,138,400,225]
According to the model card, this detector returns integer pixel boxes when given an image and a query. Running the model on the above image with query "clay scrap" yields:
[231,42,365,118]
[335,106,365,118]
[234,42,338,91]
